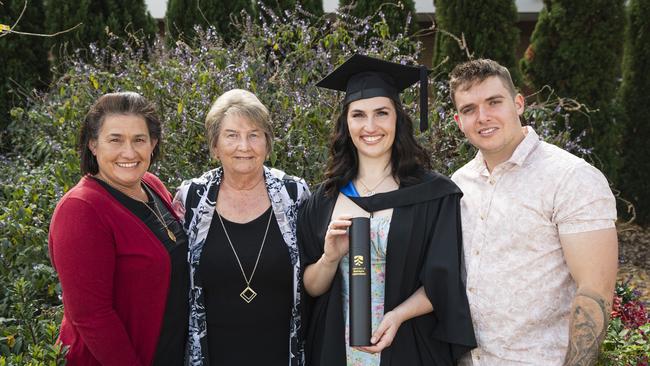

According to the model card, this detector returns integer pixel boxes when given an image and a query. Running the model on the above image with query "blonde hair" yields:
[205,89,273,158]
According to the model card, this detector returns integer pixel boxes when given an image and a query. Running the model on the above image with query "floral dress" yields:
[340,215,391,366]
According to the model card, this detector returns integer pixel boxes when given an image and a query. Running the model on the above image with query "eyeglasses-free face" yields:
[89,114,157,196]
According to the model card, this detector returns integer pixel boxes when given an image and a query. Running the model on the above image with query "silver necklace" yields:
[216,208,273,303]
[357,174,391,196]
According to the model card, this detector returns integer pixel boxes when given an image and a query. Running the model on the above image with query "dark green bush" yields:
[46,0,156,59]
[520,0,626,183]
[0,159,73,364]
[432,0,521,84]
[618,0,650,225]
[0,0,49,140]
[165,0,254,43]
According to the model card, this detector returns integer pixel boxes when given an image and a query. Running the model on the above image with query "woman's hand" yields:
[355,310,404,354]
[322,214,353,264]
[303,214,353,297]
[355,287,433,354]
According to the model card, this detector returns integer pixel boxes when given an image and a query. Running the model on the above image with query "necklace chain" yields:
[95,176,176,242]
[357,173,391,196]
[141,184,177,243]
[217,208,273,303]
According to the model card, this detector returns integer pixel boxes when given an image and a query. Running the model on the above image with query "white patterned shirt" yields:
[452,127,616,365]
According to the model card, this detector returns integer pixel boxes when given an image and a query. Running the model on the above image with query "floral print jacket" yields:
[173,166,310,366]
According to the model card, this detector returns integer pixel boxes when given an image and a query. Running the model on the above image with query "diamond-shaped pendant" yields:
[240,286,257,303]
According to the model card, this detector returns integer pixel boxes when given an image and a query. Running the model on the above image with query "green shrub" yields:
[46,0,156,60]
[618,0,650,225]
[597,281,649,365]
[432,0,521,84]
[257,0,323,17]
[165,0,254,43]
[0,159,74,364]
[337,0,418,39]
[0,0,49,139]
[520,0,626,183]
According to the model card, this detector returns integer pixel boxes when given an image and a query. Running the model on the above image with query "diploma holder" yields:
[349,216,371,346]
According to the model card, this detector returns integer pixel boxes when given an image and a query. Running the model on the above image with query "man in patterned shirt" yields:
[449,59,618,366]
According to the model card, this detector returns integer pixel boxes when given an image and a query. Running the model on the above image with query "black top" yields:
[298,172,477,366]
[92,177,189,366]
[200,206,292,366]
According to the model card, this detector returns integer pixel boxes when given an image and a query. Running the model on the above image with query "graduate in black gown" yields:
[298,54,476,366]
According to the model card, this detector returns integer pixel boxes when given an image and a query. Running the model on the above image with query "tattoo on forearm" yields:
[563,292,610,366]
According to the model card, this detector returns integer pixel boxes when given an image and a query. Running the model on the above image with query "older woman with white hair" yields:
[174,89,310,366]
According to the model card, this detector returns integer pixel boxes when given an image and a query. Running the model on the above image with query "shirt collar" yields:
[471,126,540,173]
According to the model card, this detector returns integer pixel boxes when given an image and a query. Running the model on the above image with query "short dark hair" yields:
[323,99,430,196]
[449,59,517,107]
[78,92,162,175]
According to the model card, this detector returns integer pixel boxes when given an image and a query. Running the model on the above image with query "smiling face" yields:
[90,114,157,194]
[214,113,268,178]
[454,76,526,169]
[346,96,397,162]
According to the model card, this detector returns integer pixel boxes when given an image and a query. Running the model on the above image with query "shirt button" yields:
[489,179,495,185]
[474,250,479,256]
[468,287,474,293]
[480,215,485,220]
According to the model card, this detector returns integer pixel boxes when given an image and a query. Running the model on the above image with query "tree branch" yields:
[0,0,83,38]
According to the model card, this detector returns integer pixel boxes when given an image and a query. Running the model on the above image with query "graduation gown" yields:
[298,171,476,366]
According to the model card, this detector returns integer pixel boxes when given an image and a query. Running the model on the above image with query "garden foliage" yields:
[598,281,649,365]
[432,0,522,85]
[520,0,626,183]
[0,0,49,139]
[257,0,324,17]
[46,0,156,59]
[618,0,650,225]
[165,0,254,43]
[337,0,417,39]
[0,5,647,364]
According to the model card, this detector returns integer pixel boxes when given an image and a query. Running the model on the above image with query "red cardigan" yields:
[49,173,177,366]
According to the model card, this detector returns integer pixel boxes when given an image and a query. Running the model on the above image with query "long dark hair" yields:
[78,92,162,175]
[323,99,430,196]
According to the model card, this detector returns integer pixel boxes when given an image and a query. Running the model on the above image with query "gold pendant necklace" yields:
[142,185,177,243]
[95,176,177,243]
[217,208,273,303]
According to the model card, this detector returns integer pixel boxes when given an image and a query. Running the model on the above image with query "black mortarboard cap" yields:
[316,54,431,131]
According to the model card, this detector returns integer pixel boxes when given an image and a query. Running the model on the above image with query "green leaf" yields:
[89,74,99,90]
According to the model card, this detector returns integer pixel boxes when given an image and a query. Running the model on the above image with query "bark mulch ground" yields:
[617,224,650,305]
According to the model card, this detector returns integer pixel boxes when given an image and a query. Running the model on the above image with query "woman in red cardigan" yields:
[48,92,189,365]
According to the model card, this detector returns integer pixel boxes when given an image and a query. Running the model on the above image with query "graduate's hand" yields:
[322,214,353,264]
[355,310,403,354]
